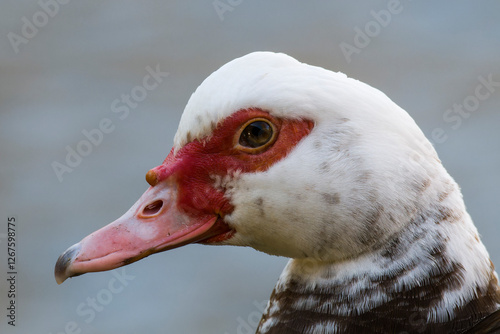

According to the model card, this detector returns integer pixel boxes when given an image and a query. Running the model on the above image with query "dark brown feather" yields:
[463,308,500,333]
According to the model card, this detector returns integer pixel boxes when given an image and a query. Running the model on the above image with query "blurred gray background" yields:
[1,1,499,333]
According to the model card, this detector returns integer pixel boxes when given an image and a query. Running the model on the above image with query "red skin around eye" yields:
[149,108,314,229]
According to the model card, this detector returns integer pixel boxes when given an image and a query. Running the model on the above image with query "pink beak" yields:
[55,179,227,284]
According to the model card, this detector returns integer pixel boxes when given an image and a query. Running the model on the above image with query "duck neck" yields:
[258,190,500,334]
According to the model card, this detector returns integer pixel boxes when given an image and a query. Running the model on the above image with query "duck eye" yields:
[239,120,274,148]
[236,118,277,153]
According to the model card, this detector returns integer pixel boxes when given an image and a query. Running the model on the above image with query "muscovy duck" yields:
[56,52,500,334]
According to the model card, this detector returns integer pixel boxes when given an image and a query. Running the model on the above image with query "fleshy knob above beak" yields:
[146,169,159,187]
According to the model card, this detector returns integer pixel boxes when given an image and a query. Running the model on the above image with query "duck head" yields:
[55,52,441,284]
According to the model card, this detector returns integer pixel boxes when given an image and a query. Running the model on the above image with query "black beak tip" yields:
[54,243,81,285]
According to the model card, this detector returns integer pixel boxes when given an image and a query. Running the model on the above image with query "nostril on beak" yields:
[142,200,163,216]
[146,169,159,187]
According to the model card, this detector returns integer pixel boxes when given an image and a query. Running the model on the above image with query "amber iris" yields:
[239,121,274,148]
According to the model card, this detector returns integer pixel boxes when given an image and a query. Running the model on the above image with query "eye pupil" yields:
[239,121,273,148]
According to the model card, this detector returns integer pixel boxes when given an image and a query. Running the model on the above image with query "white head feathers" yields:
[174,51,447,261]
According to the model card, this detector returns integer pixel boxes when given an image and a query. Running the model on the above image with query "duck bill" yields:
[55,181,230,284]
